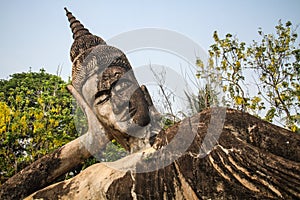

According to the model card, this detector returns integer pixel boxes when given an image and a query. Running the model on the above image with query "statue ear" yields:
[67,85,104,132]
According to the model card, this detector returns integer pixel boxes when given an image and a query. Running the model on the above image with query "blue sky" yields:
[0,0,299,81]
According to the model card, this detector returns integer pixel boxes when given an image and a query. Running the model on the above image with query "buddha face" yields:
[82,66,151,150]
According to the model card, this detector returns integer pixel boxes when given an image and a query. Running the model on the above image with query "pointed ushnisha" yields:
[64,7,106,62]
[64,7,92,40]
[64,8,131,93]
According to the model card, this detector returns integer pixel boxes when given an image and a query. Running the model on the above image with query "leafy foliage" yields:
[196,20,299,132]
[0,69,78,184]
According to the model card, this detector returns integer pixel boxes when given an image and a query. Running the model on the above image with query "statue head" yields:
[65,8,159,152]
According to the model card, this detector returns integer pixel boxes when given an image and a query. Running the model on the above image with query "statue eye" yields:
[98,94,110,104]
[95,91,110,105]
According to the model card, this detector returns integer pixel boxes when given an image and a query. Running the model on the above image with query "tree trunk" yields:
[21,108,299,200]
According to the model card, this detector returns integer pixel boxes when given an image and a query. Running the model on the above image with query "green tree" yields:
[0,69,78,184]
[197,20,299,132]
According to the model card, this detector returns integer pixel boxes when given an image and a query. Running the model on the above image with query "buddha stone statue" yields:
[65,8,161,153]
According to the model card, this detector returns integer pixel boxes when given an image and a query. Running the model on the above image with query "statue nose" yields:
[129,89,151,127]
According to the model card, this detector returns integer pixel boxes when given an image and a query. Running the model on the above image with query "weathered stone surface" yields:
[24,108,300,200]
